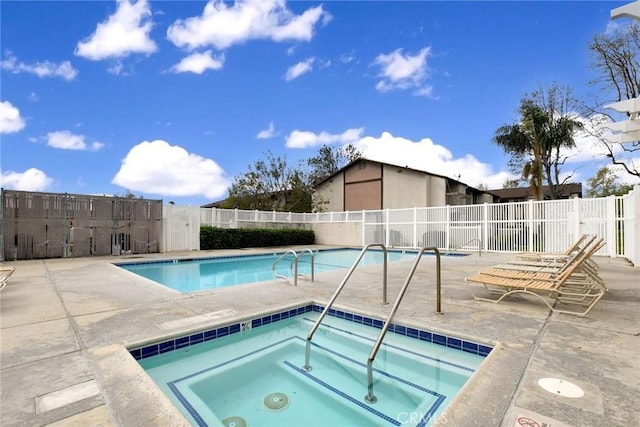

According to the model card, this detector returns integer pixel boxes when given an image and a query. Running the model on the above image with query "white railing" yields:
[166,186,639,266]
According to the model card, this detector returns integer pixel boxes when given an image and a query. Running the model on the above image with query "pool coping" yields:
[113,246,425,268]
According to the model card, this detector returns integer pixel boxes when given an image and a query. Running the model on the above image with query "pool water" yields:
[118,249,416,292]
[135,306,489,427]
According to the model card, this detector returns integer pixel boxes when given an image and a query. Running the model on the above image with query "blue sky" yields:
[1,0,636,206]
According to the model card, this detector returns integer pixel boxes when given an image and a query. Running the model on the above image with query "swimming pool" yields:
[118,248,417,292]
[132,304,491,427]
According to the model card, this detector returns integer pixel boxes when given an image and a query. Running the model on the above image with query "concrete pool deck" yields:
[1,246,638,426]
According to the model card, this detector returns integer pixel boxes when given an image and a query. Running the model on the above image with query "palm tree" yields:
[493,101,548,200]
[493,93,584,200]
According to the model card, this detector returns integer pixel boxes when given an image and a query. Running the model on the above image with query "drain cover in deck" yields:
[537,377,584,398]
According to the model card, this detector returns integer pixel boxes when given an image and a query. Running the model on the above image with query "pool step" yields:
[306,322,475,388]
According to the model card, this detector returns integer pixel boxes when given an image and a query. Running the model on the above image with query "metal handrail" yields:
[272,248,316,286]
[302,243,388,371]
[364,246,441,403]
[449,237,482,257]
[292,248,315,286]
[272,250,298,282]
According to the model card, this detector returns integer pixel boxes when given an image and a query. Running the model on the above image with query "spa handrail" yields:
[449,237,482,257]
[364,246,441,403]
[272,249,315,286]
[302,243,388,371]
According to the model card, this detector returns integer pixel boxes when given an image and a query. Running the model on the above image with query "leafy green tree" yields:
[586,22,640,179]
[223,144,361,212]
[286,170,313,213]
[586,166,633,197]
[493,84,584,200]
[306,144,361,185]
[502,178,522,189]
[224,152,296,211]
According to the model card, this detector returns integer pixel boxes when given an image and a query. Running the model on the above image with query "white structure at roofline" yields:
[604,1,640,143]
[605,98,640,143]
[611,0,640,19]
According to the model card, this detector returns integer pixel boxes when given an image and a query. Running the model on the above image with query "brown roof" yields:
[489,183,582,201]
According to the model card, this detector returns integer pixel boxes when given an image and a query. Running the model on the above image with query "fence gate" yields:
[0,190,162,261]
[163,204,200,252]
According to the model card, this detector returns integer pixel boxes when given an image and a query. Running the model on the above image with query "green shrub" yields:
[200,226,315,249]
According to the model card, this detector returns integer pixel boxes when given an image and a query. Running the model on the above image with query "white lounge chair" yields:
[0,265,16,291]
[465,239,606,316]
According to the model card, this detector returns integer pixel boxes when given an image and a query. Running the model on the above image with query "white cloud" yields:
[563,129,613,164]
[167,0,329,51]
[257,121,277,139]
[112,140,230,198]
[0,101,26,134]
[605,20,624,35]
[170,50,225,74]
[0,53,78,81]
[373,47,433,97]
[46,131,105,151]
[286,129,499,191]
[339,50,356,64]
[75,0,157,61]
[613,159,640,185]
[285,57,314,81]
[286,128,363,149]
[551,113,640,185]
[107,62,125,75]
[0,168,53,191]
[342,130,512,189]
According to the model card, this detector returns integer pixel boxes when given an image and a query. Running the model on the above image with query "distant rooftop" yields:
[489,183,582,201]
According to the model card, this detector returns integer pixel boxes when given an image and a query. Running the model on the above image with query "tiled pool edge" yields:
[128,303,493,361]
[114,247,468,268]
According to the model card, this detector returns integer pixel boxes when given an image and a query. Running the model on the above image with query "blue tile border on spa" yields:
[129,303,492,361]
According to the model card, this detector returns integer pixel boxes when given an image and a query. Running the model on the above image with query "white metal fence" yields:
[165,186,639,266]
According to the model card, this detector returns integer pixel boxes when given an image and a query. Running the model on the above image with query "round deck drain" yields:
[222,416,247,427]
[263,392,289,411]
[537,378,584,398]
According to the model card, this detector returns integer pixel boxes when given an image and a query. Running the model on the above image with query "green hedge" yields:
[200,226,315,249]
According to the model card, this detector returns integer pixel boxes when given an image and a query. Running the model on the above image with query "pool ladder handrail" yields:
[272,249,315,286]
[448,237,482,257]
[302,243,389,372]
[365,246,442,404]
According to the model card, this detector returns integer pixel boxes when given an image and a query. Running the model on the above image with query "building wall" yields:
[314,172,345,212]
[382,164,427,208]
[477,193,494,204]
[311,222,361,246]
[314,160,493,212]
[428,175,447,206]
[344,160,383,211]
